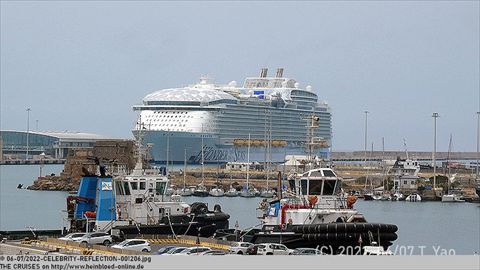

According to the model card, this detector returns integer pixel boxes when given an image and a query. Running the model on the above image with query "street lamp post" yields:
[364,111,369,166]
[476,112,480,181]
[26,108,31,160]
[432,112,439,195]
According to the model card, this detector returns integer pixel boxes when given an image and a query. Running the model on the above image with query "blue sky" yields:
[1,1,478,151]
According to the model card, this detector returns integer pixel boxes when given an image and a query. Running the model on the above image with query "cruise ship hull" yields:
[134,130,329,164]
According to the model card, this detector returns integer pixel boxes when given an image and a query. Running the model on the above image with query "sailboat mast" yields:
[247,133,251,190]
[267,110,272,189]
[382,137,386,190]
[184,148,187,189]
[447,134,452,183]
[166,129,170,172]
[201,125,204,185]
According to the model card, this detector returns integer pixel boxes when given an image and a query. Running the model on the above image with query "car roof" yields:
[124,239,147,242]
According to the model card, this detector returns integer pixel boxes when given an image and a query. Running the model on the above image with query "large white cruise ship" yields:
[132,68,332,164]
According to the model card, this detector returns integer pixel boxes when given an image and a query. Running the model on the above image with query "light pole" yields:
[476,112,480,181]
[26,108,31,160]
[432,112,439,194]
[363,111,369,166]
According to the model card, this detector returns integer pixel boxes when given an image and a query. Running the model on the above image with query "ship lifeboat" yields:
[271,140,287,147]
[252,140,263,146]
[233,139,247,146]
[84,211,96,218]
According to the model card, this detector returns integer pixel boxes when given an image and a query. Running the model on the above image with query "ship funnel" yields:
[260,68,268,78]
[276,68,284,78]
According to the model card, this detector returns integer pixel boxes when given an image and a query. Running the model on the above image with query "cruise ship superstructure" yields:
[132,68,332,164]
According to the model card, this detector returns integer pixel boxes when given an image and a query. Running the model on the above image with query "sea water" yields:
[1,165,479,254]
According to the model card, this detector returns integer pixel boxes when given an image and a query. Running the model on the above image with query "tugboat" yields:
[218,167,398,254]
[66,136,230,238]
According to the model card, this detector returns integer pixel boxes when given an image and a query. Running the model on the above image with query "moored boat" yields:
[225,186,238,197]
[66,136,230,238]
[217,167,398,254]
[405,192,422,202]
[209,186,225,197]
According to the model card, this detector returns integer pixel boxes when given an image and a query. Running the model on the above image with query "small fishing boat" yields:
[225,186,238,197]
[193,184,209,197]
[405,192,422,202]
[209,186,225,197]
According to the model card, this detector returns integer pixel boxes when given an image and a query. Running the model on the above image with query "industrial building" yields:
[0,130,116,160]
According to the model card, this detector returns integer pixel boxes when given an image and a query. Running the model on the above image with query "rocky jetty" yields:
[28,140,135,191]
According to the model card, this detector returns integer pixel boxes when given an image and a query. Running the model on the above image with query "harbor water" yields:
[1,165,479,255]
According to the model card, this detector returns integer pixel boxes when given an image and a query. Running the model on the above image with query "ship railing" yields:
[313,196,347,210]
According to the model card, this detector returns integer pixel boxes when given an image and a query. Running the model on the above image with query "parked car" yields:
[110,239,151,252]
[290,248,323,255]
[75,232,113,246]
[58,233,86,242]
[256,243,293,255]
[229,242,254,255]
[162,247,187,255]
[196,250,228,256]
[173,246,212,255]
[153,246,177,255]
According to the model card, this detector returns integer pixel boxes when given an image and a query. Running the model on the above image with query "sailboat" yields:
[363,143,375,200]
[442,135,465,203]
[209,186,225,197]
[240,134,255,198]
[194,126,209,197]
[179,148,192,196]
[260,116,275,198]
[225,185,238,197]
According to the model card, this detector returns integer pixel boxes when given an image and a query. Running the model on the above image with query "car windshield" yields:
[116,240,130,246]
[157,246,175,253]
[169,248,186,254]
[64,233,82,238]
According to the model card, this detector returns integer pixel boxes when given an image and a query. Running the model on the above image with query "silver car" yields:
[75,232,113,246]
[111,239,151,252]
[229,242,254,255]
[58,233,86,242]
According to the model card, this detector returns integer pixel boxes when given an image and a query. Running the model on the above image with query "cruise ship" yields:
[132,68,332,164]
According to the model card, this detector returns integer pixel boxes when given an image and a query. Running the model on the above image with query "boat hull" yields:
[133,130,329,164]
[115,212,230,237]
[217,223,398,255]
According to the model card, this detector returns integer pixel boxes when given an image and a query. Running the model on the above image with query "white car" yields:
[162,247,187,255]
[229,242,254,255]
[58,233,86,242]
[290,248,324,255]
[256,243,293,255]
[172,246,212,255]
[75,232,113,246]
[111,239,151,252]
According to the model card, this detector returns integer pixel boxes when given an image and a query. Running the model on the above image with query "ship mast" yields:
[305,114,321,170]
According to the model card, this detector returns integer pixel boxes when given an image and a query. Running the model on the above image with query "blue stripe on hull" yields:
[134,130,329,164]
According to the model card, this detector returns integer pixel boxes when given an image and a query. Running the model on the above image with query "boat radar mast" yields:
[304,114,328,170]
